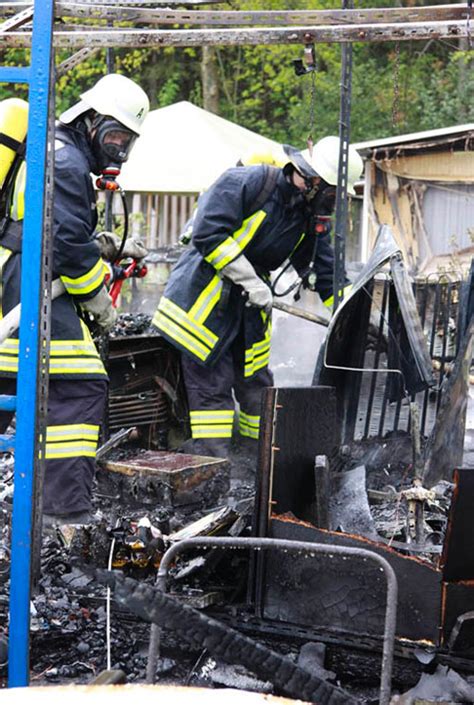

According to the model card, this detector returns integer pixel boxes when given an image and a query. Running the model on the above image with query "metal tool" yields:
[272,300,329,327]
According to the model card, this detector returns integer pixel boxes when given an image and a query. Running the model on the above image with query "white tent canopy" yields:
[118,101,283,194]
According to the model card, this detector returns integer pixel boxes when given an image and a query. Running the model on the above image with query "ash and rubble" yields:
[1,427,474,703]
[2,280,474,702]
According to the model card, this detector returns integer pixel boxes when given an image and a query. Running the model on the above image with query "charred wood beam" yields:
[1,21,470,47]
[97,569,360,705]
[54,3,468,26]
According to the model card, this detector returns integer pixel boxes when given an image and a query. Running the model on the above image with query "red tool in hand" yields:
[106,258,148,306]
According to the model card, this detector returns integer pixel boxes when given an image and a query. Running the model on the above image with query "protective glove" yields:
[95,231,148,262]
[222,255,273,315]
[79,287,117,332]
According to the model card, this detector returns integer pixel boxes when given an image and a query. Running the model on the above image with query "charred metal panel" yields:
[103,450,229,509]
[254,386,339,530]
[423,319,474,487]
[314,225,470,465]
[441,468,474,582]
[315,225,434,442]
[262,517,441,643]
[107,334,189,447]
[442,582,474,649]
[390,255,436,396]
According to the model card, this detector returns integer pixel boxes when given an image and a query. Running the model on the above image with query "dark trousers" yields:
[0,377,107,515]
[181,345,273,446]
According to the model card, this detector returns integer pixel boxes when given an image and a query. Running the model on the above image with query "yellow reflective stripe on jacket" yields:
[153,310,210,362]
[158,297,217,348]
[0,356,106,375]
[205,236,241,271]
[48,359,106,375]
[0,338,100,356]
[323,284,353,309]
[190,409,234,439]
[188,274,223,324]
[0,337,106,376]
[61,258,107,296]
[238,411,260,439]
[205,210,267,271]
[234,210,266,250]
[10,161,26,222]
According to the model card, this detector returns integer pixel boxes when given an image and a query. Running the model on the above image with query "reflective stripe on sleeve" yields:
[61,258,108,296]
[233,211,266,250]
[205,236,241,271]
[204,211,267,271]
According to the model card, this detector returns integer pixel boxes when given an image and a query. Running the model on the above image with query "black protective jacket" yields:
[0,122,108,379]
[153,165,338,377]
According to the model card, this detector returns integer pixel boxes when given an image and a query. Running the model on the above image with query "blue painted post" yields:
[6,0,54,687]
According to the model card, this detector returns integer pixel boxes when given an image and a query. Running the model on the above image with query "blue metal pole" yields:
[7,0,54,687]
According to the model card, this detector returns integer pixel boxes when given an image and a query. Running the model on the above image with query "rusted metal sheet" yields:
[262,517,441,644]
[103,450,229,509]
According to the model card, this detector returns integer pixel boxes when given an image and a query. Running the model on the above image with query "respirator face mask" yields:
[92,117,137,173]
[306,178,336,216]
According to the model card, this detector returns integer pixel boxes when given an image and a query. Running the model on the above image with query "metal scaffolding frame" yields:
[0,0,54,688]
[1,0,471,689]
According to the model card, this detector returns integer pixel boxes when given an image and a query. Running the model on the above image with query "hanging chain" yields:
[392,41,401,130]
[307,63,317,155]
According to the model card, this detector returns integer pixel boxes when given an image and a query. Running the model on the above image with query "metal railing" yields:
[146,536,398,705]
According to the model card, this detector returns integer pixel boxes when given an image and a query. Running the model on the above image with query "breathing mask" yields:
[305,178,336,216]
[91,116,137,174]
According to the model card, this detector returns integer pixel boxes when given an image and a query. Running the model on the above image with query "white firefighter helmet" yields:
[59,73,149,135]
[284,136,363,195]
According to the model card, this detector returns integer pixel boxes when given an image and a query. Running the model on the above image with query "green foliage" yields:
[0,0,471,144]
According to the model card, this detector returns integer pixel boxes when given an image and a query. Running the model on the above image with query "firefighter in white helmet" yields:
[0,74,150,527]
[153,135,364,459]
